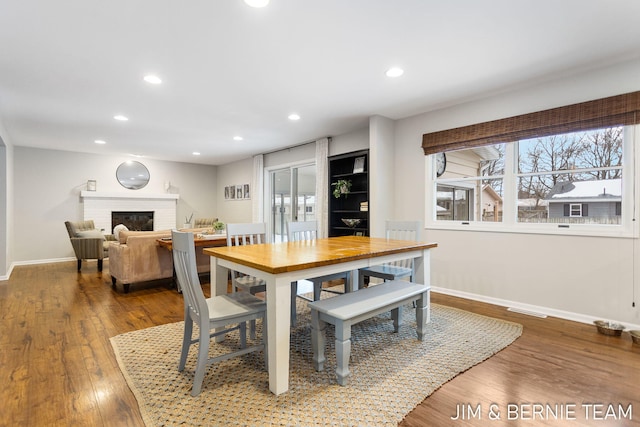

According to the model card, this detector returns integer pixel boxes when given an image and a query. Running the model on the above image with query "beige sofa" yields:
[109,229,211,293]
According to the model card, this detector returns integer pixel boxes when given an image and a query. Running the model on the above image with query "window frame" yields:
[569,204,583,217]
[425,125,639,238]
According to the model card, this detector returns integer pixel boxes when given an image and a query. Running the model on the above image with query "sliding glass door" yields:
[270,164,316,242]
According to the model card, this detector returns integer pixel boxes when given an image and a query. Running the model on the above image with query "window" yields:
[569,204,583,217]
[428,125,635,235]
[517,127,622,225]
[434,144,505,223]
[436,185,472,221]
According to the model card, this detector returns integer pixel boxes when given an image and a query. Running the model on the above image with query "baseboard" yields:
[2,257,79,280]
[431,286,640,331]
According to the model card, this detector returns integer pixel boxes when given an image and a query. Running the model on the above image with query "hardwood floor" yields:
[1,261,639,426]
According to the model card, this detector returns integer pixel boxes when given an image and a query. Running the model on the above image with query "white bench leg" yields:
[391,305,406,332]
[311,310,326,371]
[416,290,429,340]
[335,320,351,386]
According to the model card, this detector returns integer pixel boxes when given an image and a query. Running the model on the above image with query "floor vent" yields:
[507,307,548,318]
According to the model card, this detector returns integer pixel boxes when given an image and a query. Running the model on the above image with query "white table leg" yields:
[413,249,431,323]
[266,275,292,395]
[349,269,359,292]
[209,256,228,297]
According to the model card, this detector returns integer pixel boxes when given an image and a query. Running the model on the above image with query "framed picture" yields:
[353,156,365,173]
[243,184,250,199]
[236,185,243,199]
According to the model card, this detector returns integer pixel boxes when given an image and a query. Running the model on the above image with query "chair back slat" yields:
[226,223,267,280]
[226,223,267,247]
[385,220,422,269]
[286,220,318,242]
[172,230,208,324]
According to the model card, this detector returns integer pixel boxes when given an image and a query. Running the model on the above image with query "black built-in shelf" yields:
[328,149,369,237]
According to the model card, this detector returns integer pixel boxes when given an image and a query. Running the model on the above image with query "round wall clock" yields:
[435,152,447,177]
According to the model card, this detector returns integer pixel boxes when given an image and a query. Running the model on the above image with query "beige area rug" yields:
[110,295,522,427]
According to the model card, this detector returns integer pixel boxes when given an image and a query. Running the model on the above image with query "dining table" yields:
[203,235,437,395]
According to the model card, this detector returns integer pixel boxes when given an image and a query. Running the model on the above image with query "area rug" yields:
[110,298,522,427]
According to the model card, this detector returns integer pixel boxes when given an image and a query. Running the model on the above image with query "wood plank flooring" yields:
[1,261,638,426]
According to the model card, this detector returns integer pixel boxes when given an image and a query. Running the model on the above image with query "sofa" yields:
[109,228,211,293]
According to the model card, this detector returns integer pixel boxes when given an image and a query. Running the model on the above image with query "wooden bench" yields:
[308,280,430,386]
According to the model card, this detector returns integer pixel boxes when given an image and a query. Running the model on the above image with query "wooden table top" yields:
[157,234,227,250]
[203,236,437,274]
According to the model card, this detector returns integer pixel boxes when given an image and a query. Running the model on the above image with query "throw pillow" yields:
[77,229,106,240]
[113,224,129,242]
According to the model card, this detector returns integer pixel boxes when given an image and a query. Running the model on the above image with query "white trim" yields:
[569,203,583,217]
[80,191,179,200]
[12,257,76,266]
[3,257,78,279]
[432,286,640,331]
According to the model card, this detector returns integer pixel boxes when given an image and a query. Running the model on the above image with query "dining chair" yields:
[226,223,297,330]
[172,230,267,397]
[287,221,351,310]
[358,220,422,289]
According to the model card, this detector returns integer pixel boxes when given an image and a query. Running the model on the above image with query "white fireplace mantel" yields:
[81,191,179,232]
[80,191,179,200]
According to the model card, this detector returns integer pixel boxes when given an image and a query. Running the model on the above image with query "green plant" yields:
[185,212,194,224]
[332,179,352,198]
[213,220,225,231]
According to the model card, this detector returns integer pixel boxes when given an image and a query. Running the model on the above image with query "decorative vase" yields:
[183,223,192,229]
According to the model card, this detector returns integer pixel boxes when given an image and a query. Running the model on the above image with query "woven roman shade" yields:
[422,91,640,155]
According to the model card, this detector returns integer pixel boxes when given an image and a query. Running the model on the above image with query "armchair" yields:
[64,220,115,272]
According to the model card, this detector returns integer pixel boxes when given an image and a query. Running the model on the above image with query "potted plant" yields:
[183,213,194,229]
[213,220,225,234]
[332,179,352,198]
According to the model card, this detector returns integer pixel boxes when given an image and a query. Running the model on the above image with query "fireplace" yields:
[112,211,154,231]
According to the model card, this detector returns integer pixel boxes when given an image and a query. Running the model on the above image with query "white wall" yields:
[330,128,368,157]
[391,57,640,327]
[216,157,253,225]
[369,115,395,237]
[264,142,315,169]
[12,147,217,263]
[0,120,13,279]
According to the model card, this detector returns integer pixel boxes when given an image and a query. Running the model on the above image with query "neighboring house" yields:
[436,145,502,221]
[546,179,621,223]
[481,184,502,222]
[517,197,549,222]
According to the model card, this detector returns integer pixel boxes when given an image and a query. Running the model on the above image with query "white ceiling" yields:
[1,0,639,166]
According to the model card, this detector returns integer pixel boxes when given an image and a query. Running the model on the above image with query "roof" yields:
[547,179,621,202]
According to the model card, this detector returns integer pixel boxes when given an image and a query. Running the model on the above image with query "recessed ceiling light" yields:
[114,115,129,121]
[143,75,162,84]
[385,67,404,78]
[192,151,201,156]
[94,139,106,145]
[244,0,269,7]
[233,136,243,141]
[288,113,300,121]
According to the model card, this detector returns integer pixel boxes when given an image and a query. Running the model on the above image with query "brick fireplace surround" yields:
[80,191,179,234]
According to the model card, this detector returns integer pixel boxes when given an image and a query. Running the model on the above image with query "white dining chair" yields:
[226,222,298,330]
[172,230,267,396]
[358,220,422,289]
[287,221,351,319]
